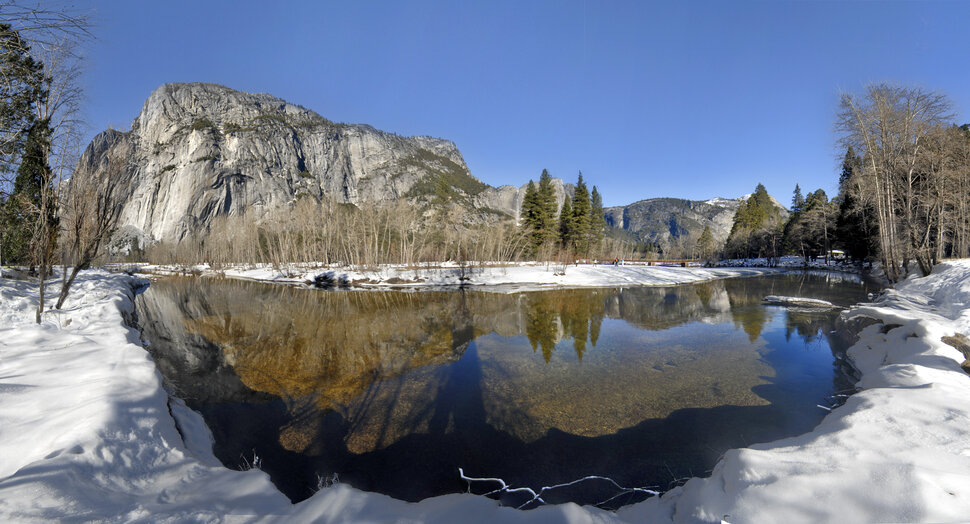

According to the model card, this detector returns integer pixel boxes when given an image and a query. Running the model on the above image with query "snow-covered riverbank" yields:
[137,261,783,290]
[1,263,969,522]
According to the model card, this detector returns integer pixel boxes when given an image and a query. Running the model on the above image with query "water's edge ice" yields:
[1,263,969,523]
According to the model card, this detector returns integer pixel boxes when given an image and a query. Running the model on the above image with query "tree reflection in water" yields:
[137,272,878,505]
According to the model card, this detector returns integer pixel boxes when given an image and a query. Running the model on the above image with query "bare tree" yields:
[55,152,124,308]
[837,84,953,281]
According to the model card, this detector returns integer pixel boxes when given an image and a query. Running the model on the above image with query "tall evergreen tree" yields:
[0,23,45,176]
[791,184,805,214]
[696,225,716,259]
[833,146,877,261]
[520,180,542,255]
[519,170,560,257]
[726,183,783,259]
[521,180,538,223]
[536,169,559,249]
[558,197,573,248]
[569,172,591,254]
[3,119,53,264]
[589,185,605,252]
[0,23,47,266]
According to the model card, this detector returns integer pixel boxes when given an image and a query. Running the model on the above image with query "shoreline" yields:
[132,261,808,292]
[1,264,968,522]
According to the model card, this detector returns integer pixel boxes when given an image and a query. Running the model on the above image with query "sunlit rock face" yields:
[70,83,576,244]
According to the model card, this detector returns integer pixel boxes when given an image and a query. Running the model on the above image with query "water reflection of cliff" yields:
[138,274,874,460]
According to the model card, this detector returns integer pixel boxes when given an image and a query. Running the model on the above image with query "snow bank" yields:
[0,271,624,522]
[3,262,970,522]
[138,262,781,291]
[0,272,293,522]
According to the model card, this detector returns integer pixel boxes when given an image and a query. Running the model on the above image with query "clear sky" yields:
[76,0,970,207]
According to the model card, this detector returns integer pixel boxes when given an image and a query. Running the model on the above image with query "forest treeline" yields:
[142,170,635,267]
[723,84,970,282]
[0,6,103,322]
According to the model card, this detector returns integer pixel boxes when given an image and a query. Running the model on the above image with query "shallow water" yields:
[136,272,878,507]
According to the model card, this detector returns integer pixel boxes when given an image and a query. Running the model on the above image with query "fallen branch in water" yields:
[458,468,660,510]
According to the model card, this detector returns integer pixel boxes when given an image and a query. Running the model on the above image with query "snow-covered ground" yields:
[1,263,970,522]
[136,261,781,290]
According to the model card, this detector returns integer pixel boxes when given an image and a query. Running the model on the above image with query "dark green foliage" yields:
[522,180,539,224]
[833,146,877,261]
[696,225,716,258]
[791,184,805,214]
[783,188,836,260]
[3,119,55,265]
[558,197,574,247]
[521,170,606,258]
[725,183,783,259]
[589,186,605,250]
[403,149,486,203]
[730,184,778,233]
[537,169,558,239]
[568,172,592,254]
[223,122,242,133]
[520,170,560,255]
[190,118,215,131]
[0,23,47,265]
[0,23,45,175]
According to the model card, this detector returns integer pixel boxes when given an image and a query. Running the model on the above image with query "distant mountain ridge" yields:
[604,194,788,246]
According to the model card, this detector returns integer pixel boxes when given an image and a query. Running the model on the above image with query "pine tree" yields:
[589,185,605,253]
[3,120,50,264]
[834,146,876,261]
[521,170,560,257]
[536,169,558,248]
[521,180,538,224]
[520,180,541,255]
[791,184,805,214]
[570,172,591,254]
[0,23,47,266]
[726,183,783,259]
[696,225,715,259]
[558,197,574,247]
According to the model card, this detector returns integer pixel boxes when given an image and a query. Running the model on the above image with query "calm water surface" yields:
[136,272,878,507]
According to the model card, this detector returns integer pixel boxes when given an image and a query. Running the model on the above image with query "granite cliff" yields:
[71,83,569,245]
[73,83,775,250]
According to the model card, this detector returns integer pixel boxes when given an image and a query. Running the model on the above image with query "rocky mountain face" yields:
[604,195,788,245]
[73,82,775,249]
[72,83,571,245]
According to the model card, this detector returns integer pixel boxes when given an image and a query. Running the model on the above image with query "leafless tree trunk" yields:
[55,152,124,309]
[837,85,953,281]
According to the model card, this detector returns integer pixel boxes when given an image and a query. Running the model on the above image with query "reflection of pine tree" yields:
[524,290,608,362]
[589,315,602,348]
[525,295,559,363]
[735,307,768,343]
[785,311,827,343]
[695,282,713,307]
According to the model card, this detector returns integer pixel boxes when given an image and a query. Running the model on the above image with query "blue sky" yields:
[78,0,970,207]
